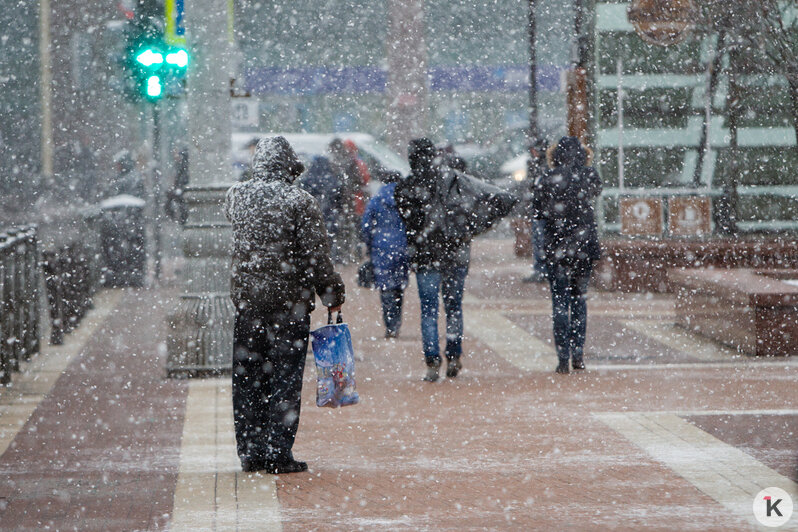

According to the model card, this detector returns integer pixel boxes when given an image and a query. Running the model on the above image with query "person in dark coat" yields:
[299,155,345,241]
[166,147,189,224]
[327,138,359,263]
[361,172,409,338]
[225,136,346,474]
[532,136,602,374]
[394,138,471,382]
[108,149,145,198]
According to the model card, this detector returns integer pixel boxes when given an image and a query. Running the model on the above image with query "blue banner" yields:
[244,65,565,95]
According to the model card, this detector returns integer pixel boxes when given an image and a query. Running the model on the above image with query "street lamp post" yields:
[528,0,538,144]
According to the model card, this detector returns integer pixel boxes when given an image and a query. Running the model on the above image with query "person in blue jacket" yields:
[361,172,409,338]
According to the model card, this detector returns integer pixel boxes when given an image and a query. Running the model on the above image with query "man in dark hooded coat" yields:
[225,136,346,473]
[394,138,471,382]
[532,136,602,374]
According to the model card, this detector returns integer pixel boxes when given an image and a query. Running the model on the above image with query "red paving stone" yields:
[0,239,796,531]
[0,289,188,531]
[686,414,798,483]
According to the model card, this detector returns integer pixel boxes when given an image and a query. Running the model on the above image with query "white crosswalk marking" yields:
[596,411,798,531]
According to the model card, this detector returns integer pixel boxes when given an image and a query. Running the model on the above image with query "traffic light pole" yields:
[152,103,163,281]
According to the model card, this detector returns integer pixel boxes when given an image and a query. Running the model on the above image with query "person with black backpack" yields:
[395,138,517,382]
[532,136,602,374]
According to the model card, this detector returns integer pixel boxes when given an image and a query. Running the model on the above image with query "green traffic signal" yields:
[124,23,188,102]
[146,75,163,98]
[165,49,189,69]
[136,48,164,68]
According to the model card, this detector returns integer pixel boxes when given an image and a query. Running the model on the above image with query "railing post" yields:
[0,233,9,385]
[6,229,22,372]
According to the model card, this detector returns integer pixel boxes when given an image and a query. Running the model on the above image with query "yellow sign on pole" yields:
[165,0,186,46]
[168,1,235,45]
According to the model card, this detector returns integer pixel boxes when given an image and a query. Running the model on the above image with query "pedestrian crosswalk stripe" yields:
[463,308,555,371]
[595,411,798,530]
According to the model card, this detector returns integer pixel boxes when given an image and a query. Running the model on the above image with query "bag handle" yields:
[327,309,343,325]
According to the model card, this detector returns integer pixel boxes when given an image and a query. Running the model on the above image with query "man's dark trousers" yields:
[232,306,310,465]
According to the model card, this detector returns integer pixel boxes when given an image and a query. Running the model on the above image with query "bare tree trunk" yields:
[693,30,725,188]
[528,0,538,144]
[717,46,741,236]
[788,77,798,156]
[386,0,429,156]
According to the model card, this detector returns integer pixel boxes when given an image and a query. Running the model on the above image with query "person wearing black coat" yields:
[225,136,346,473]
[394,138,471,382]
[531,136,602,374]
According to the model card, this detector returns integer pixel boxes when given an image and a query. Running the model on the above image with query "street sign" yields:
[231,100,259,128]
[165,0,186,46]
[621,197,663,236]
[668,196,712,237]
[627,0,697,46]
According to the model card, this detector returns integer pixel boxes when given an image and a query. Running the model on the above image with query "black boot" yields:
[423,358,441,382]
[555,360,570,374]
[241,458,266,472]
[264,458,308,474]
[446,357,462,378]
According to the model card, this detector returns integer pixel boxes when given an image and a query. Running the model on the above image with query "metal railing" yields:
[0,226,41,385]
[41,234,101,347]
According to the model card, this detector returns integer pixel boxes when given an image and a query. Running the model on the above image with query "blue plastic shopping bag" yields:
[311,311,360,408]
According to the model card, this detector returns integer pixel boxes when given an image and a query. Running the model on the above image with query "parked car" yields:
[443,127,533,183]
[231,132,409,192]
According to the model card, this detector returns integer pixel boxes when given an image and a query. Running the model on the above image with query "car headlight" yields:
[512,169,526,182]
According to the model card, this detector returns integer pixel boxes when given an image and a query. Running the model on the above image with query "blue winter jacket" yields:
[361,183,409,290]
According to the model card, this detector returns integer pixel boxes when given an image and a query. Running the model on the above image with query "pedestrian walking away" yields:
[298,155,346,245]
[327,138,360,263]
[361,171,409,339]
[395,138,516,382]
[225,136,346,474]
[532,136,602,374]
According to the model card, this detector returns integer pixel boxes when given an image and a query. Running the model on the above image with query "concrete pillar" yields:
[385,0,429,156]
[166,0,235,376]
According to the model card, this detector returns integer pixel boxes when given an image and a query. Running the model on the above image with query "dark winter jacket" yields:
[361,182,409,290]
[225,136,345,314]
[394,138,470,270]
[298,156,344,236]
[531,136,602,268]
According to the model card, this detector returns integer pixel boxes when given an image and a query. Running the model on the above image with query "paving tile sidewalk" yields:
[1,239,797,531]
[0,288,188,531]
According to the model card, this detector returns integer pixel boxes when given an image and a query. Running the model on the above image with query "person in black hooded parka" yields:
[225,136,346,473]
[394,138,472,382]
[532,136,602,374]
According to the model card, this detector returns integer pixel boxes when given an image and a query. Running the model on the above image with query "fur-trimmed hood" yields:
[547,137,594,168]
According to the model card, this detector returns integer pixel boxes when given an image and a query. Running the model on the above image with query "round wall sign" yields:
[627,0,698,46]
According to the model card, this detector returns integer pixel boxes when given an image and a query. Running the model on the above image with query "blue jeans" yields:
[416,266,468,364]
[547,261,592,363]
[380,288,404,335]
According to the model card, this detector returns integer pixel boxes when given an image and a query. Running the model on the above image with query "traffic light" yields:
[124,17,189,102]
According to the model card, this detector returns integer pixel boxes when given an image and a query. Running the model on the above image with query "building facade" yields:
[594,1,798,232]
[235,0,577,153]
